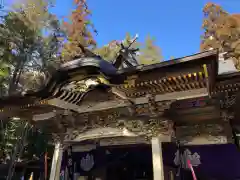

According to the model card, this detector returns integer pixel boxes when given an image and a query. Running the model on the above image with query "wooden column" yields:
[49,142,63,180]
[151,137,164,180]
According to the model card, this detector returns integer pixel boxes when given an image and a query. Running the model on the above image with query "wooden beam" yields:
[47,98,127,113]
[64,127,138,142]
[47,88,208,114]
[72,144,96,152]
[33,112,57,121]
[64,134,229,148]
[155,88,208,101]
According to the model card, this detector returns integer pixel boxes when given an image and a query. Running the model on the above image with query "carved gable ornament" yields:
[174,149,201,170]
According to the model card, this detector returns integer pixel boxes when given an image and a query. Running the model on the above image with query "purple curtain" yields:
[163,143,240,179]
[60,143,240,180]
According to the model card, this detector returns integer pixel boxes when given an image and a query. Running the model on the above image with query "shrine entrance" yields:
[61,143,154,180]
[2,48,240,180]
[60,141,240,180]
[104,145,153,180]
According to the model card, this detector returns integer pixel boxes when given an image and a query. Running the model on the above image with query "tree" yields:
[201,3,240,68]
[0,0,63,94]
[95,33,140,62]
[96,33,163,65]
[229,15,240,69]
[201,3,228,51]
[94,42,120,61]
[61,0,97,61]
[0,62,9,77]
[138,36,163,65]
[0,0,60,164]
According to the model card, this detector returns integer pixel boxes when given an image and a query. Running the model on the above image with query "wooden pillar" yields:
[151,137,164,180]
[49,142,63,180]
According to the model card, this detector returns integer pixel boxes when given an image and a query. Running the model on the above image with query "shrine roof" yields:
[117,50,219,75]
[0,50,219,99]
[0,49,233,121]
[1,50,239,144]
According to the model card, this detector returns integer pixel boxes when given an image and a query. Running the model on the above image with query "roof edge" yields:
[118,49,219,74]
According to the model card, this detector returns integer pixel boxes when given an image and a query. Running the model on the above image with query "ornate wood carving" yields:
[220,110,234,122]
[219,92,236,122]
[38,95,176,142]
[61,108,174,142]
[133,96,173,117]
[172,97,208,109]
[146,94,158,116]
[220,92,236,109]
[176,124,227,144]
[219,92,237,143]
[52,133,65,144]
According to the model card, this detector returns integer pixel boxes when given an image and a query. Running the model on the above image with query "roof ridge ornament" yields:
[113,34,140,69]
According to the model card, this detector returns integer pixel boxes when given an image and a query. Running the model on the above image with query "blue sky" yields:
[7,0,240,60]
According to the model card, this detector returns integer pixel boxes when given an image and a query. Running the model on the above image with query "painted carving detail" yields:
[220,110,234,122]
[64,118,174,141]
[50,95,174,141]
[61,104,174,141]
[176,124,226,144]
[220,92,236,122]
[62,78,100,93]
[220,93,236,109]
